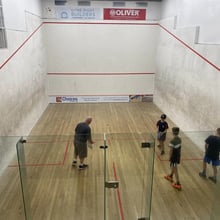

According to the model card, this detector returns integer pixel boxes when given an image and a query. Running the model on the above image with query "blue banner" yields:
[56,7,101,20]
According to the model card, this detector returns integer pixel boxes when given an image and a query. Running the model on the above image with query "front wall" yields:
[44,23,158,96]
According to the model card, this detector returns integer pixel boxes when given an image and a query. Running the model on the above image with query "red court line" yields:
[100,136,153,147]
[8,163,62,168]
[159,24,220,72]
[62,141,70,165]
[107,138,111,146]
[26,140,69,144]
[0,23,44,70]
[8,141,70,167]
[156,151,203,161]
[1,21,219,74]
[113,162,125,220]
[47,72,155,75]
[43,21,158,26]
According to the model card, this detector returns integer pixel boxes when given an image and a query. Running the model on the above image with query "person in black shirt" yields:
[199,128,220,183]
[72,117,94,170]
[156,114,169,155]
[164,127,182,190]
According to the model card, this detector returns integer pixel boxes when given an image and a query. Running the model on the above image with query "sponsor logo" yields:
[109,9,140,17]
[56,96,78,103]
[56,96,62,102]
[104,8,146,20]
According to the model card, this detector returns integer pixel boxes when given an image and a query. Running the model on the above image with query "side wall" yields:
[154,0,220,132]
[0,0,48,173]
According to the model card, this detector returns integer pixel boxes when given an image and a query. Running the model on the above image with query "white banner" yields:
[55,7,101,20]
[49,96,129,103]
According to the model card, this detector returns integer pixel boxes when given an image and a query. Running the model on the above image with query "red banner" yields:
[104,8,146,20]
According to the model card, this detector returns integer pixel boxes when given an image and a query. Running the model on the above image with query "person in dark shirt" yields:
[164,127,182,190]
[199,128,220,183]
[72,117,94,170]
[156,114,169,155]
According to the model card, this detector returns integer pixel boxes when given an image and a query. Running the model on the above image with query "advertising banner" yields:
[104,8,146,20]
[56,7,101,19]
[49,96,130,103]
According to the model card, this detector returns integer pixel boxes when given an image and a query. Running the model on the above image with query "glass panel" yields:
[16,133,155,220]
[15,131,219,219]
[105,133,155,220]
[16,134,105,220]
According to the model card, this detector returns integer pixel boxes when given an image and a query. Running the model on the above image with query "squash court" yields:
[1,102,219,220]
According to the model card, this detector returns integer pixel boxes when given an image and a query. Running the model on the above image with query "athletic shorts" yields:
[157,132,166,142]
[170,154,180,167]
[204,155,220,166]
[170,161,179,167]
[74,141,88,159]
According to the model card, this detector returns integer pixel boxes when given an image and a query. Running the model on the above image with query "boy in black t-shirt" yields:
[164,127,182,190]
[199,128,220,184]
[156,114,169,155]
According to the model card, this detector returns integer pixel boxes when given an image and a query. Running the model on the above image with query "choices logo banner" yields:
[104,8,146,20]
[56,96,78,103]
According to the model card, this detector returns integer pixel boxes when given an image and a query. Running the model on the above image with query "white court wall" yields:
[154,0,220,135]
[0,0,48,173]
[42,0,161,97]
[44,23,158,96]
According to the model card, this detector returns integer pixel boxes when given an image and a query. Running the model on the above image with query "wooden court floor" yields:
[0,102,219,220]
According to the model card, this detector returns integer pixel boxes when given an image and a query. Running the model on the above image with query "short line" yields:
[8,163,63,167]
[26,140,69,144]
[156,152,203,161]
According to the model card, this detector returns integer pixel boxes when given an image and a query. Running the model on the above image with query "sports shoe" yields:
[172,182,182,190]
[72,161,77,166]
[199,172,207,178]
[164,175,173,182]
[79,164,88,170]
[208,176,217,184]
[161,150,165,155]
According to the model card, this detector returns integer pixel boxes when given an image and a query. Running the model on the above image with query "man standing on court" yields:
[72,117,94,170]
[199,128,220,183]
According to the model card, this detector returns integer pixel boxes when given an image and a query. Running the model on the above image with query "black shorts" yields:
[170,155,180,167]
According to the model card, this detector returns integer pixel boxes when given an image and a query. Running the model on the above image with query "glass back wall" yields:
[16,133,155,220]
